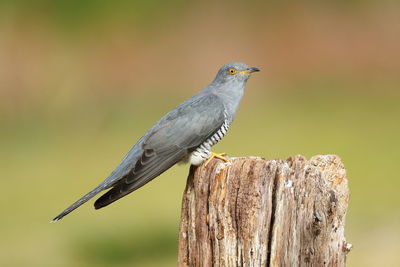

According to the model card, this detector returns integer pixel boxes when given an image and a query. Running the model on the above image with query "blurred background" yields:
[1,0,399,266]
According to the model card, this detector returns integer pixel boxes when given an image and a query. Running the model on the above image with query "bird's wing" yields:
[52,93,226,221]
[93,93,226,209]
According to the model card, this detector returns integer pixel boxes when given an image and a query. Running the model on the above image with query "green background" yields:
[1,1,399,266]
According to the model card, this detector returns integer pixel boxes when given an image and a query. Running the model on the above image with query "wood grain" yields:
[178,155,351,267]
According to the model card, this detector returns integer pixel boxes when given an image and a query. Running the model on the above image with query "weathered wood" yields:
[178,155,351,267]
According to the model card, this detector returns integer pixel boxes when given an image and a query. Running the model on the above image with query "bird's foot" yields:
[204,152,229,166]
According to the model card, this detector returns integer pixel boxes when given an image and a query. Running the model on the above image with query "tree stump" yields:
[178,155,351,267]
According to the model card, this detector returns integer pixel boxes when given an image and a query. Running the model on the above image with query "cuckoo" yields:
[52,62,259,221]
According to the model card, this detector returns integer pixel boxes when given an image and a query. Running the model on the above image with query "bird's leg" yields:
[204,152,229,166]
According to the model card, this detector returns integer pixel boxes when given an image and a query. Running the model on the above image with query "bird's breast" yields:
[188,120,230,166]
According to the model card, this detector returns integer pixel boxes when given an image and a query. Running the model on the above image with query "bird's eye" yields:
[227,68,237,75]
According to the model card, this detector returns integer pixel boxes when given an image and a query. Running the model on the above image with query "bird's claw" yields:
[204,152,229,166]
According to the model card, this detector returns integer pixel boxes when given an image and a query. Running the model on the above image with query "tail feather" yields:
[51,185,105,222]
[94,181,143,210]
[94,176,154,210]
[94,184,128,210]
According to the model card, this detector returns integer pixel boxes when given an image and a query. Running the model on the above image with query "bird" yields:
[52,62,259,222]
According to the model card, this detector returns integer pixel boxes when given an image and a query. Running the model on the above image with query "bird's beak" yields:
[239,67,260,75]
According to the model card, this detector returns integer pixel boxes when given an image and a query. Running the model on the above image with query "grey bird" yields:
[52,62,259,222]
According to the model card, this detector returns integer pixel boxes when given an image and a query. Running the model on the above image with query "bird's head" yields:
[214,62,260,84]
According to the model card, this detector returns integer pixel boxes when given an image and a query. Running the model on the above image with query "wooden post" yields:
[178,155,351,266]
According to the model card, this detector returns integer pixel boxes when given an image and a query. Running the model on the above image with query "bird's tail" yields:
[51,184,106,222]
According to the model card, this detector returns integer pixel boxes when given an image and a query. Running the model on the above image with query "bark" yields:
[178,155,351,267]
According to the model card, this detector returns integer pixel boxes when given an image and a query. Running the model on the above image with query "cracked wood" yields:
[178,155,351,267]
